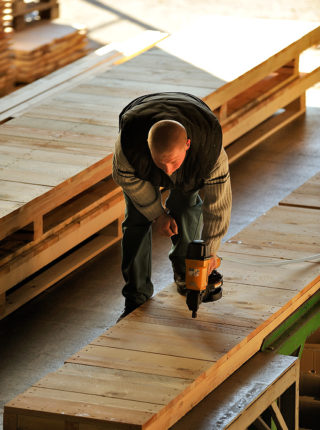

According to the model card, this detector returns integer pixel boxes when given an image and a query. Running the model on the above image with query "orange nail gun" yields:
[185,240,223,318]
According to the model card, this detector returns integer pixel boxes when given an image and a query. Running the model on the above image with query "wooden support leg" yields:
[34,216,44,241]
[65,422,79,430]
[252,416,272,430]
[286,93,306,115]
[3,411,17,430]
[280,382,299,430]
[219,103,228,121]
[279,56,300,78]
[269,401,289,430]
[0,292,5,317]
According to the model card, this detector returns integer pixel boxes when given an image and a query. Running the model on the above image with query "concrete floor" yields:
[1,1,320,428]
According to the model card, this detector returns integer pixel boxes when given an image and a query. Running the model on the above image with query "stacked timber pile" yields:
[11,22,88,84]
[0,0,15,95]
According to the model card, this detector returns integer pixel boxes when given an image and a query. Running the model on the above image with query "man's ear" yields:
[186,138,191,150]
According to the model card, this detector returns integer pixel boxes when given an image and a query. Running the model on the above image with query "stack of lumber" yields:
[11,22,88,83]
[0,0,15,95]
[11,0,59,31]
[3,174,320,429]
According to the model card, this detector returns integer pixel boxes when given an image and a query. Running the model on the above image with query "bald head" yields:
[148,120,187,156]
[147,120,190,176]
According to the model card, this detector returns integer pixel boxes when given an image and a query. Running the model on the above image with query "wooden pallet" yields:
[11,0,59,31]
[3,175,320,429]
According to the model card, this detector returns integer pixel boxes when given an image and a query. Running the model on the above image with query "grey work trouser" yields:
[121,189,203,307]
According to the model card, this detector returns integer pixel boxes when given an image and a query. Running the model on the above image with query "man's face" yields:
[151,139,190,176]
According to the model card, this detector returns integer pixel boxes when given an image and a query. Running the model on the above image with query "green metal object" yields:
[261,289,320,356]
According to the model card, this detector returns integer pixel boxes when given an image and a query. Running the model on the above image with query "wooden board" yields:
[3,197,319,428]
[279,171,320,210]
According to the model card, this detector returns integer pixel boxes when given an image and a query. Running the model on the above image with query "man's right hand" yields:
[154,213,178,237]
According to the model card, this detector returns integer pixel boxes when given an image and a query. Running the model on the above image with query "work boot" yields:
[202,270,223,302]
[208,270,223,288]
[174,272,187,296]
[117,302,140,322]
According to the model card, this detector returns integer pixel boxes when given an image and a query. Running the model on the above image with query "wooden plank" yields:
[35,363,191,405]
[0,180,52,204]
[279,172,320,210]
[92,319,245,361]
[269,401,289,430]
[5,387,161,425]
[68,345,213,380]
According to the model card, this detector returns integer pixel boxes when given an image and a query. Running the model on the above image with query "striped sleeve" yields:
[112,134,165,221]
[201,147,232,255]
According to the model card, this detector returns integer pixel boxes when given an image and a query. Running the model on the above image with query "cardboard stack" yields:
[0,0,15,95]
[11,22,88,83]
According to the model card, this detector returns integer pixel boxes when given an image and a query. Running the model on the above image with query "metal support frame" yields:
[255,290,320,430]
[261,290,320,357]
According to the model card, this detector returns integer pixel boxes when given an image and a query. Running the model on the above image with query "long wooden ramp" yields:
[4,174,320,429]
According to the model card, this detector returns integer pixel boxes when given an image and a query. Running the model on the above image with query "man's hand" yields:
[208,255,221,274]
[154,213,178,237]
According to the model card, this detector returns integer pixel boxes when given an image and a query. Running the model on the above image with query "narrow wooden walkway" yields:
[3,174,320,429]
